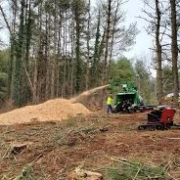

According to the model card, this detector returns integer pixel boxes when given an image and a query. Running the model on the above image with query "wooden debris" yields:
[11,143,28,155]
[74,127,108,135]
[168,138,180,140]
[68,168,103,180]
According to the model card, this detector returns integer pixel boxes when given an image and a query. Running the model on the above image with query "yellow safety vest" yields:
[107,97,113,105]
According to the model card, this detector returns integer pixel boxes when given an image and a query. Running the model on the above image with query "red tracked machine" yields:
[138,108,180,130]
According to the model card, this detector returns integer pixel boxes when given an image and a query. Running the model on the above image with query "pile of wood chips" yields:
[0,99,90,125]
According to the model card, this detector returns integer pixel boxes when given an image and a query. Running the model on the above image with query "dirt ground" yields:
[0,111,180,179]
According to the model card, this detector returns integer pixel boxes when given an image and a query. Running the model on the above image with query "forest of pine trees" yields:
[0,0,179,107]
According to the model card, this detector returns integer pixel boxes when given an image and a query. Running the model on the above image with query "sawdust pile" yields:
[0,99,90,125]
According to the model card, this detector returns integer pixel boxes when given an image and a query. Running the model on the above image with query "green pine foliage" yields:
[0,72,7,102]
[0,49,9,103]
[0,0,144,107]
[105,161,167,180]
[109,58,135,82]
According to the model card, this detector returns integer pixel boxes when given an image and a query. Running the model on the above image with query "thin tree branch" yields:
[0,4,11,34]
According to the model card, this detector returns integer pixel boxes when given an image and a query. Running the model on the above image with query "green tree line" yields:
[0,0,179,108]
[0,0,137,107]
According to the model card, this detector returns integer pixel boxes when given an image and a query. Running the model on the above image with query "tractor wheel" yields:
[134,107,137,113]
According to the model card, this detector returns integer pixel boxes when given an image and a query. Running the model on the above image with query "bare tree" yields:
[170,0,179,106]
[155,0,163,104]
[142,0,164,104]
[103,0,112,84]
[85,0,91,90]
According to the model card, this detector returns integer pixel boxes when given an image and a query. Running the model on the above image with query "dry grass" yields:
[0,112,180,179]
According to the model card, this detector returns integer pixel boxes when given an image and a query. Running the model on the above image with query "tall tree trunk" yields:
[103,0,112,84]
[61,11,68,97]
[70,17,75,96]
[23,0,33,103]
[9,10,15,100]
[155,0,163,105]
[85,0,91,90]
[91,9,101,87]
[45,12,52,100]
[108,1,119,78]
[25,0,32,69]
[56,10,62,97]
[50,0,57,98]
[74,1,82,93]
[34,1,43,103]
[170,0,179,106]
[13,0,25,106]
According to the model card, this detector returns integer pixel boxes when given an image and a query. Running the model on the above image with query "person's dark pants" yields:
[107,105,113,114]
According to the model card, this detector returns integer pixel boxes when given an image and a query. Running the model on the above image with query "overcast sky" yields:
[123,0,153,59]
[121,0,157,77]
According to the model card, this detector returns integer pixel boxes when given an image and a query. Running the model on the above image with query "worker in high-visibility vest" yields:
[106,93,113,114]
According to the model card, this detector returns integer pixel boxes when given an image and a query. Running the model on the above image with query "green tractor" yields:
[108,81,145,113]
